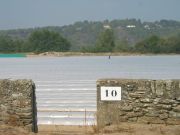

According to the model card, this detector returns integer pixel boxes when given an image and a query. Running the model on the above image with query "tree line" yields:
[0,29,71,53]
[0,28,179,54]
[81,29,180,54]
[135,34,180,53]
[1,19,180,51]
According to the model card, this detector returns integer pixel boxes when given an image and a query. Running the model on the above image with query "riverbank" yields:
[26,52,179,57]
[0,52,179,58]
[26,52,140,57]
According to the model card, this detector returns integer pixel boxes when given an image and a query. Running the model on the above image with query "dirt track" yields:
[1,123,180,135]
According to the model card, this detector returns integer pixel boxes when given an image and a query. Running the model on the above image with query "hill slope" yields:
[0,19,180,51]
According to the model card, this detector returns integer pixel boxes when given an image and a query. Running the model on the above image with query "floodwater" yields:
[0,56,180,125]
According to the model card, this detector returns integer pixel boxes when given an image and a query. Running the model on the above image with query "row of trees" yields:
[1,19,180,51]
[0,29,71,53]
[81,29,180,54]
[0,28,179,54]
[135,35,180,53]
[81,29,116,52]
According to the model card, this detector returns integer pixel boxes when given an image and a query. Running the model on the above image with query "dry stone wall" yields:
[0,79,37,132]
[97,79,180,128]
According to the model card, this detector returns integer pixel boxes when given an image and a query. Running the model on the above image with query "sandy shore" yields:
[26,52,139,57]
[26,52,179,57]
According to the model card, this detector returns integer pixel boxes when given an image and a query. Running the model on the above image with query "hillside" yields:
[0,19,180,51]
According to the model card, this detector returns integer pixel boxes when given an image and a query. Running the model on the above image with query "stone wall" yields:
[0,79,38,132]
[97,79,180,128]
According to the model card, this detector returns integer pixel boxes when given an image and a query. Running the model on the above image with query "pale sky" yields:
[0,0,180,30]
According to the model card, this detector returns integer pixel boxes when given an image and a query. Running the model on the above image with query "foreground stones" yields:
[97,79,180,128]
[0,79,37,132]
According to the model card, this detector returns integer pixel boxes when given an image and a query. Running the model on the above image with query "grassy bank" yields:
[0,52,178,58]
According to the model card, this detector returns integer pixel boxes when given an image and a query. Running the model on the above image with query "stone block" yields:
[0,79,37,133]
[137,116,165,124]
[169,111,180,118]
[134,107,141,112]
[97,79,180,128]
[143,104,152,108]
[140,98,153,103]
[173,105,180,112]
[128,117,137,122]
[177,97,180,101]
[121,105,133,111]
[129,93,143,98]
[155,81,165,97]
[159,99,175,105]
[156,104,172,110]
[145,110,159,117]
[159,113,169,120]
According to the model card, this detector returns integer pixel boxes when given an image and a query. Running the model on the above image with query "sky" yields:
[0,0,180,30]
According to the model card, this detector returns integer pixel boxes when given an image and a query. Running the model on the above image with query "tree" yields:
[13,39,26,52]
[135,35,162,53]
[114,39,132,52]
[163,34,180,53]
[0,35,15,53]
[28,29,71,52]
[94,29,115,52]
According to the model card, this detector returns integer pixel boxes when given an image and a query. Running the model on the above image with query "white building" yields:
[144,25,150,30]
[126,25,136,28]
[103,25,111,29]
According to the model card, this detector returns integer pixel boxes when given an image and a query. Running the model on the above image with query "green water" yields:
[0,53,26,58]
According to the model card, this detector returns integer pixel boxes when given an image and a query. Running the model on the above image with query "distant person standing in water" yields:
[108,55,111,59]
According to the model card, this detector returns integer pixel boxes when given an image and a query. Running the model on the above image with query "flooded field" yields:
[0,55,180,125]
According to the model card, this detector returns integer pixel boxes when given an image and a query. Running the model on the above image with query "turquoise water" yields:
[0,53,26,58]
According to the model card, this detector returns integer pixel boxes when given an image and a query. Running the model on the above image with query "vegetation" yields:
[0,30,71,53]
[135,35,162,53]
[28,29,71,53]
[135,34,180,53]
[81,29,115,52]
[114,39,132,52]
[0,35,26,53]
[94,29,115,52]
[0,19,179,54]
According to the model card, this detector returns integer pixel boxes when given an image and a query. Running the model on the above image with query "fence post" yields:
[32,84,38,133]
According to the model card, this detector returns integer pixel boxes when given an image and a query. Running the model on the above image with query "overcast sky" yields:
[0,0,180,30]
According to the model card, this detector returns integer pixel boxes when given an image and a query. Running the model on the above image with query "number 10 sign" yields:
[101,86,121,101]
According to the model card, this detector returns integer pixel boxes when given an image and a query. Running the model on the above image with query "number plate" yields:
[100,86,121,101]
